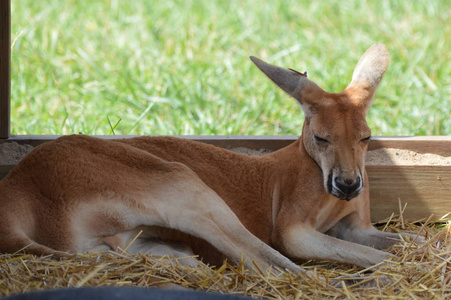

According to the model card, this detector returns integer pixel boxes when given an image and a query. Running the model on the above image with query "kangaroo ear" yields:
[346,44,389,113]
[250,56,324,117]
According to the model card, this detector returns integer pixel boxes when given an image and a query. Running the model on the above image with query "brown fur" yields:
[0,44,420,272]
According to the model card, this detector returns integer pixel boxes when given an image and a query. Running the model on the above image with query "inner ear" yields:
[346,44,389,112]
[298,102,319,120]
[351,44,389,89]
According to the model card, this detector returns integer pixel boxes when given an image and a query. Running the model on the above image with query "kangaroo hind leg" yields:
[0,231,70,258]
[140,163,301,273]
[103,228,201,267]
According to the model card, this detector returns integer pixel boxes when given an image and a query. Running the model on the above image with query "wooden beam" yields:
[2,135,451,155]
[1,135,450,222]
[0,0,11,139]
[0,134,300,149]
[368,165,451,222]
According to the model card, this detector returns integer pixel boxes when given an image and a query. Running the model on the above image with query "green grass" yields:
[10,0,451,136]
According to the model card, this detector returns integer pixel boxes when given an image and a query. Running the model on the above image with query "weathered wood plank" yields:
[1,135,450,221]
[2,135,451,156]
[368,166,451,222]
[1,165,448,222]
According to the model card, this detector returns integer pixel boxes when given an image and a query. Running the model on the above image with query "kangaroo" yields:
[0,44,417,272]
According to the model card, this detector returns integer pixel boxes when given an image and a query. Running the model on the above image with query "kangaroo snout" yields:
[330,173,363,201]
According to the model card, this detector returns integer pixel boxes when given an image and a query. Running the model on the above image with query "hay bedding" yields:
[1,215,449,299]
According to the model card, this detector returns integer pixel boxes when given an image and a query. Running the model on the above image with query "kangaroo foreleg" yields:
[279,225,391,268]
[326,213,425,249]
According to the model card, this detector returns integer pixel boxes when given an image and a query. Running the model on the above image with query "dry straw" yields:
[1,214,450,299]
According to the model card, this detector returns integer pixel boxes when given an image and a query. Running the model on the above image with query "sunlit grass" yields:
[10,0,451,135]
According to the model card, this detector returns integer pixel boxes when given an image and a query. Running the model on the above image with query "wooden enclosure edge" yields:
[1,135,450,222]
[2,135,451,155]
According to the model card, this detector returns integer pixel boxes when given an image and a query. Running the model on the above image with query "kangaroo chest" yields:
[314,195,356,233]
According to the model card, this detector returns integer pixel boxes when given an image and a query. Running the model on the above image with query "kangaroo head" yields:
[251,44,389,201]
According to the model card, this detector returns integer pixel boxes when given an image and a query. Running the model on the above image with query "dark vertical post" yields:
[0,0,11,138]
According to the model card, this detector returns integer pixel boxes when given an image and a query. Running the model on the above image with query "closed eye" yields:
[314,135,329,143]
[361,136,371,142]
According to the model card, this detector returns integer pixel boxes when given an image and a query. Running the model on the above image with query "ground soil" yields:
[230,146,451,166]
[0,142,34,165]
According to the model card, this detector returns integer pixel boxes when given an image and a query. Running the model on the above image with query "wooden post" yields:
[0,0,11,139]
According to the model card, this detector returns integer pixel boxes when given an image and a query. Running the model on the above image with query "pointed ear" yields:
[346,43,389,113]
[250,56,324,117]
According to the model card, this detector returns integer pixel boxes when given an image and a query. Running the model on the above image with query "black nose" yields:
[334,176,361,195]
